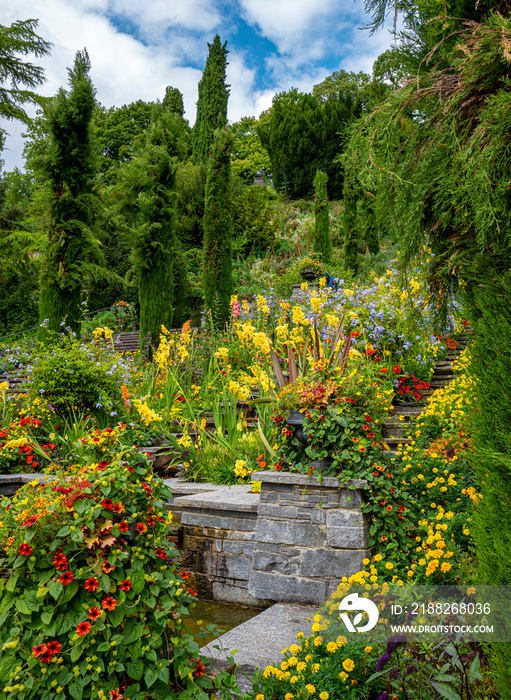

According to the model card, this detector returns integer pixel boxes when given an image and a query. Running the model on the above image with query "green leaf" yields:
[57,526,71,537]
[61,580,79,604]
[107,605,124,627]
[144,667,158,688]
[96,642,110,652]
[131,570,145,595]
[41,611,53,625]
[15,598,31,615]
[123,620,145,645]
[70,644,83,663]
[68,681,83,700]
[157,665,169,684]
[26,590,40,612]
[100,575,111,594]
[47,580,63,600]
[126,658,144,681]
[430,681,462,700]
[6,573,19,593]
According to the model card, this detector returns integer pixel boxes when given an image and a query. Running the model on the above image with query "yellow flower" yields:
[342,659,355,673]
[313,636,323,646]
[326,642,338,653]
[285,694,294,700]
[364,646,372,653]
[305,684,315,694]
[319,693,329,700]
[296,662,306,673]
[339,671,348,681]
[256,695,264,700]
[336,636,347,646]
[385,562,394,570]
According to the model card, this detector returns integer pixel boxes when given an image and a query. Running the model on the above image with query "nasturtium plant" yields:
[0,454,236,700]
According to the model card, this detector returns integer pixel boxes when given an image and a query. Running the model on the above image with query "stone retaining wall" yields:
[171,472,369,607]
[248,472,369,606]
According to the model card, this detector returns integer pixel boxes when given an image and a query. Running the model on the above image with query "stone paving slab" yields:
[201,603,316,693]
[173,485,259,513]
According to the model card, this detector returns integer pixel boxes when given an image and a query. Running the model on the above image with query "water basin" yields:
[183,600,262,647]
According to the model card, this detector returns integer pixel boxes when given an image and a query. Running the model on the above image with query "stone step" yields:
[383,436,413,452]
[382,423,408,438]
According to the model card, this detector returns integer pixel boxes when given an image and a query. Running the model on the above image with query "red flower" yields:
[368,432,375,438]
[88,606,102,621]
[110,690,124,700]
[120,579,132,591]
[46,640,62,655]
[118,521,129,532]
[59,570,74,585]
[98,460,110,469]
[102,561,115,574]
[362,425,370,431]
[193,659,205,677]
[155,547,168,560]
[84,577,99,592]
[18,543,33,556]
[101,595,118,611]
[386,505,393,512]
[126,465,135,473]
[187,588,198,597]
[40,650,55,663]
[351,437,359,443]
[147,517,156,526]
[32,644,47,658]
[21,515,40,528]
[76,621,92,636]
[135,523,147,534]
[393,365,402,374]
[180,571,189,580]
[53,553,68,570]
[101,498,114,510]
[113,502,125,514]
[381,535,388,542]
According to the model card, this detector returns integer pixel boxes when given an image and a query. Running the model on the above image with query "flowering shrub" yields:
[0,454,236,699]
[30,336,124,417]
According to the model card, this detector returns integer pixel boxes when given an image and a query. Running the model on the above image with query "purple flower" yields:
[388,667,400,679]
[405,665,418,675]
[385,634,407,654]
[378,694,389,700]
[376,653,391,671]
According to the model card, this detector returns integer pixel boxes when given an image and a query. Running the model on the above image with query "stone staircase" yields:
[382,331,473,453]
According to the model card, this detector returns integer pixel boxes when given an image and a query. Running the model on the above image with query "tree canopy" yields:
[0,18,51,136]
[192,35,230,164]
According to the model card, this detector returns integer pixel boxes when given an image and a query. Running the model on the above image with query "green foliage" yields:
[203,127,233,328]
[37,50,102,342]
[120,105,187,347]
[175,162,207,249]
[230,116,271,181]
[258,87,362,199]
[30,336,122,417]
[192,35,229,164]
[0,18,52,133]
[233,185,277,255]
[313,169,330,264]
[0,455,236,699]
[93,100,154,183]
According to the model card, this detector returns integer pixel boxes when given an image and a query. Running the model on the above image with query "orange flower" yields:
[101,596,118,611]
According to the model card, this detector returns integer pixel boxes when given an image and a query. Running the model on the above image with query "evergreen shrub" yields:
[30,337,122,417]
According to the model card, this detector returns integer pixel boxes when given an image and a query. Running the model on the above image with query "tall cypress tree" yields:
[37,49,100,342]
[120,105,186,349]
[203,127,233,328]
[313,169,330,264]
[192,35,229,164]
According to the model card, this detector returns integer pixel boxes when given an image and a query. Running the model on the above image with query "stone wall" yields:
[248,472,369,606]
[171,472,369,608]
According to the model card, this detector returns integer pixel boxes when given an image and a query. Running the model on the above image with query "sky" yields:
[1,0,395,172]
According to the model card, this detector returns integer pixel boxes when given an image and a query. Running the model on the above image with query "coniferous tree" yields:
[192,35,229,164]
[203,127,233,328]
[37,49,100,341]
[0,18,52,138]
[120,105,187,349]
[313,169,330,264]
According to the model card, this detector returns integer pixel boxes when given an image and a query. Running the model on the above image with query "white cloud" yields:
[1,0,394,171]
